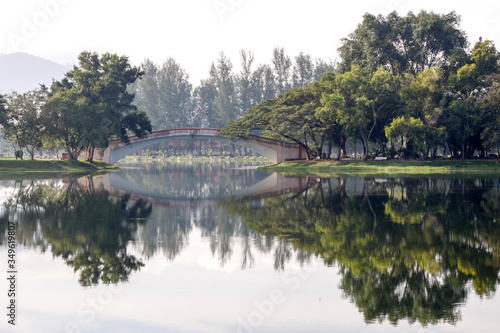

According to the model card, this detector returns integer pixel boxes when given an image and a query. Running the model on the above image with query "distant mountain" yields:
[0,53,71,94]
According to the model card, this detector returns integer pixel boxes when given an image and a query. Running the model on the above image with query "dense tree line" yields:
[129,47,335,129]
[1,48,332,160]
[221,11,500,160]
[0,52,152,161]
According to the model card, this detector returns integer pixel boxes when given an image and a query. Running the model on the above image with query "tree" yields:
[220,83,327,159]
[249,64,276,102]
[129,59,162,128]
[313,58,336,81]
[338,11,468,76]
[400,67,447,157]
[193,78,217,128]
[292,52,314,88]
[210,53,238,128]
[385,116,426,158]
[157,57,193,128]
[319,66,397,160]
[2,88,47,159]
[0,94,7,124]
[447,39,500,158]
[480,79,500,151]
[44,51,152,162]
[272,47,292,95]
[42,89,93,160]
[236,50,256,117]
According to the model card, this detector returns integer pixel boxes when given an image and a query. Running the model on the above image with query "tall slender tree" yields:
[272,47,292,95]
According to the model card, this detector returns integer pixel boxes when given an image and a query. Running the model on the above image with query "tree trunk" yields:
[327,142,332,160]
[87,143,95,163]
[26,146,35,160]
[339,135,348,158]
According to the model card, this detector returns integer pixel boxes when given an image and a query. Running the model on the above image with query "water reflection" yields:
[117,161,271,199]
[223,177,500,325]
[0,178,152,286]
[1,168,500,328]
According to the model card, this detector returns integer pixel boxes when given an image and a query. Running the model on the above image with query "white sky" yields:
[1,0,500,84]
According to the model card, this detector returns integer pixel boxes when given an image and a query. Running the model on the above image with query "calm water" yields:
[1,162,500,333]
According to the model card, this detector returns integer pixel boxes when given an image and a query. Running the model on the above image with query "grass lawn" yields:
[0,158,119,173]
[259,159,500,176]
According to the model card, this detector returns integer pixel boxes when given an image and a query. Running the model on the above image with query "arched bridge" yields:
[100,128,304,164]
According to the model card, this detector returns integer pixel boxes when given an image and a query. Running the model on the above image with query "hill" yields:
[0,53,71,93]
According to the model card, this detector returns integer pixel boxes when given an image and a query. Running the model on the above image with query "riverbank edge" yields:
[0,158,119,174]
[259,159,500,176]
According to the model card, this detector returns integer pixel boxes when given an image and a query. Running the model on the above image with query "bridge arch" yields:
[101,128,303,164]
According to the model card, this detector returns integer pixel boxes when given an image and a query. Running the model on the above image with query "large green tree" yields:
[400,67,447,157]
[44,51,152,161]
[338,11,468,76]
[220,82,328,159]
[447,39,500,158]
[2,88,47,159]
[480,78,500,151]
[42,89,94,159]
[319,66,397,160]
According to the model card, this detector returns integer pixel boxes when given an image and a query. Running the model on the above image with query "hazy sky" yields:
[1,0,500,83]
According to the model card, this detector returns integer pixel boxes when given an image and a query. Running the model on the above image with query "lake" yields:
[1,161,499,333]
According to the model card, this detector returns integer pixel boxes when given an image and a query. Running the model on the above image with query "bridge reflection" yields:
[82,170,312,208]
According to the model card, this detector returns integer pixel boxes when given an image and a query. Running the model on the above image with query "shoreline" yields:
[0,158,119,174]
[258,159,500,176]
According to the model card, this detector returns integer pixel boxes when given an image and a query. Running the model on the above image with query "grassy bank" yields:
[260,159,500,176]
[0,158,119,173]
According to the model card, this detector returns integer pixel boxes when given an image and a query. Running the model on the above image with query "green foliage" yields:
[42,89,93,159]
[220,82,328,159]
[121,110,153,144]
[480,80,500,149]
[43,51,152,161]
[0,94,7,124]
[223,15,499,159]
[131,57,193,129]
[338,11,467,76]
[319,65,398,159]
[385,116,426,157]
[2,88,47,159]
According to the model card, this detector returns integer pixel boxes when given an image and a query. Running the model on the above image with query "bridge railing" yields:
[110,128,300,148]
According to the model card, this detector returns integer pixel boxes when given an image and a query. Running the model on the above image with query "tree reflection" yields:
[1,177,152,286]
[222,177,500,325]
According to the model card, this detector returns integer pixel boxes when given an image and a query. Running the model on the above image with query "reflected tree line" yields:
[134,202,311,271]
[2,174,500,326]
[221,177,500,326]
[0,177,152,286]
[0,173,307,286]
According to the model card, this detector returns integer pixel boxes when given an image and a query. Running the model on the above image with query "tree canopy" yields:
[42,51,152,161]
[221,11,500,160]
